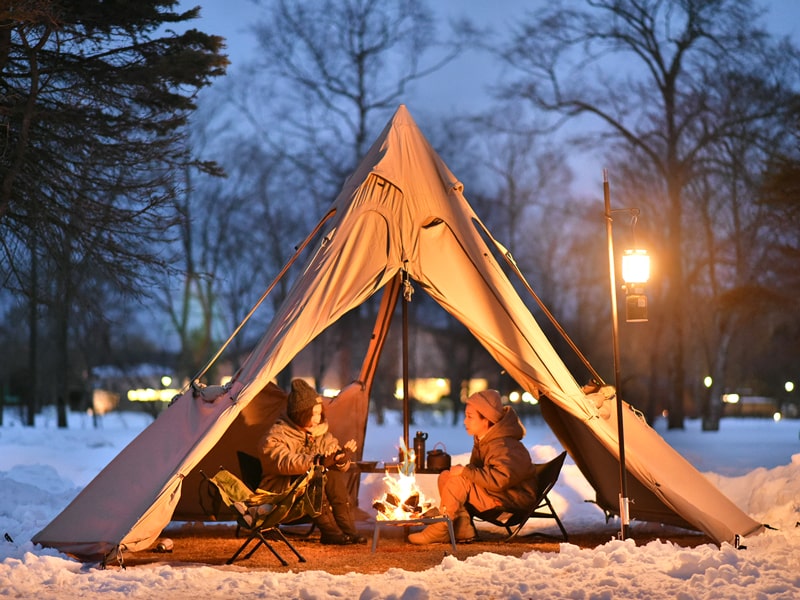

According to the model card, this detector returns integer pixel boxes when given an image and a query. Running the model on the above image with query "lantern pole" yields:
[603,170,631,540]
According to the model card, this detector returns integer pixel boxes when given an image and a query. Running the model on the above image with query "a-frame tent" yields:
[33,105,763,562]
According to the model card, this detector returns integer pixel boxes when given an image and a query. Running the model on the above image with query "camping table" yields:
[371,515,456,553]
[356,463,444,475]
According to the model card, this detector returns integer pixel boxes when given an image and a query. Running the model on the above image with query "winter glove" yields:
[322,449,347,469]
[333,449,350,470]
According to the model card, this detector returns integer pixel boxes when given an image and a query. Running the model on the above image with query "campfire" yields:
[372,438,437,521]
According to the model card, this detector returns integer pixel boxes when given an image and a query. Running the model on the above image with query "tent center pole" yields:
[402,265,410,456]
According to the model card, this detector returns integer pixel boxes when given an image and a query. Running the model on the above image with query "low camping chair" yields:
[236,450,264,491]
[233,451,264,538]
[235,451,317,539]
[467,450,569,542]
[203,464,326,566]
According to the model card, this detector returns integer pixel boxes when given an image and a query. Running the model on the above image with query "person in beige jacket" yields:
[259,378,366,545]
[408,389,538,544]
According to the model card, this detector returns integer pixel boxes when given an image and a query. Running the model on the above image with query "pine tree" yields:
[0,0,228,426]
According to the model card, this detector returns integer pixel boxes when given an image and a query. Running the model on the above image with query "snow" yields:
[1,407,799,599]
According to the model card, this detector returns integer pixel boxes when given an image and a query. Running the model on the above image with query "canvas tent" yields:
[33,105,763,563]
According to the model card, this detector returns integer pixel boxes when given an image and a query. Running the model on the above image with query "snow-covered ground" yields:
[1,407,798,599]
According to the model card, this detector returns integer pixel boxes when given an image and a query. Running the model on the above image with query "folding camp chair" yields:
[236,451,317,539]
[203,464,325,565]
[467,450,569,542]
[236,451,264,491]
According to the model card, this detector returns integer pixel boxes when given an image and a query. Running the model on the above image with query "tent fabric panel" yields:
[539,397,694,529]
[174,382,287,521]
[33,389,242,559]
[324,382,371,461]
[119,476,184,553]
[539,395,763,544]
[412,213,589,411]
[234,179,403,409]
[608,400,764,543]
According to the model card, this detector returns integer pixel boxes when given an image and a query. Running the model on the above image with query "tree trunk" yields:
[25,239,38,427]
[55,284,70,429]
[54,235,71,429]
[666,174,686,430]
[702,327,732,430]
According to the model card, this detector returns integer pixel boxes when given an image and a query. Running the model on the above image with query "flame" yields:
[372,437,435,521]
[398,436,415,476]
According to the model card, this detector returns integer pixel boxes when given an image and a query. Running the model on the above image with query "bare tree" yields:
[250,0,462,182]
[202,0,467,387]
[496,0,800,428]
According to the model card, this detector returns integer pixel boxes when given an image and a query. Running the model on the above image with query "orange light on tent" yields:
[621,249,650,284]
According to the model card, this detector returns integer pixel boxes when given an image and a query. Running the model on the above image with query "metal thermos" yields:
[413,431,428,471]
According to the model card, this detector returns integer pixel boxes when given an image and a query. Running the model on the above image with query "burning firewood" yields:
[372,438,436,521]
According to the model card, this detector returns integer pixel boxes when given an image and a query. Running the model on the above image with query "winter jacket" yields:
[258,418,344,493]
[459,405,538,510]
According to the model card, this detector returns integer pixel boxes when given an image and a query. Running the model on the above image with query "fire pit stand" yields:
[371,515,456,553]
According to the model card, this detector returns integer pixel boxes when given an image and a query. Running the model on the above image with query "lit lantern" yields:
[621,248,650,284]
[621,249,650,322]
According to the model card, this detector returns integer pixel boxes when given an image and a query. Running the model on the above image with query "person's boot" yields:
[453,513,476,542]
[331,501,366,544]
[325,469,366,544]
[314,505,349,545]
[407,520,452,545]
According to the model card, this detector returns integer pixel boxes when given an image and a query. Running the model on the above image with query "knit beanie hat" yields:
[466,389,505,424]
[287,378,321,421]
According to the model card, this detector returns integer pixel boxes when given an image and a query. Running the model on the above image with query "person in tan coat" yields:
[259,378,366,545]
[408,389,538,544]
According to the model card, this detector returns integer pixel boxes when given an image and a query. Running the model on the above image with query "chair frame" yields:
[227,515,306,566]
[467,451,569,542]
[236,451,317,539]
[202,466,322,566]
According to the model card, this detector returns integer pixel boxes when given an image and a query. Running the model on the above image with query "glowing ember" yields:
[372,438,436,521]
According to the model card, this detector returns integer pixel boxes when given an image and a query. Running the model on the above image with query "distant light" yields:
[321,388,340,398]
[92,389,120,415]
[393,378,451,403]
[161,375,172,387]
[722,393,740,404]
[128,388,180,402]
[521,391,538,405]
[773,412,782,422]
[703,376,712,388]
[785,381,795,393]
[509,391,521,403]
[621,249,650,284]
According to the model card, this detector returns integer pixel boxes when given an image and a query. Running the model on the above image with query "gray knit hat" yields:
[466,389,505,424]
[287,378,321,421]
